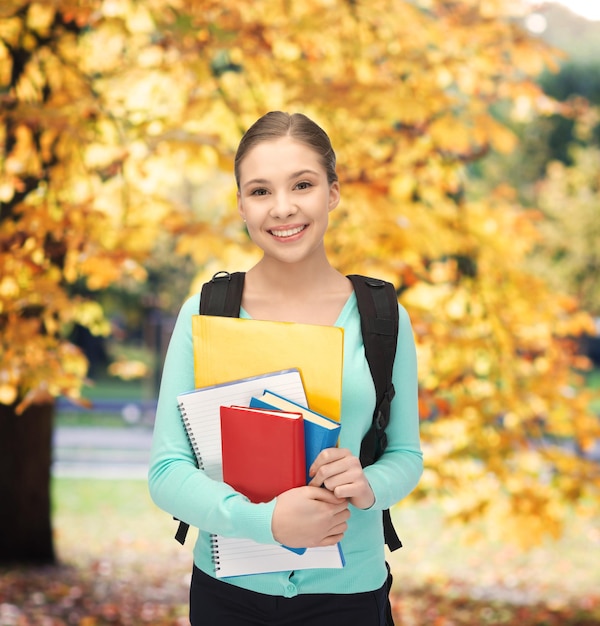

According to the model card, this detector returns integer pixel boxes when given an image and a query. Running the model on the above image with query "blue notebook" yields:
[250,390,341,482]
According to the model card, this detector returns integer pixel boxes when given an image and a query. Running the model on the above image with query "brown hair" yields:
[234,111,338,188]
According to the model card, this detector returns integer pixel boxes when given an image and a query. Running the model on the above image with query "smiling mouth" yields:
[269,225,307,238]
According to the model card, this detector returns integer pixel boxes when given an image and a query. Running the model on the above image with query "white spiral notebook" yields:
[176,368,345,578]
[210,535,345,578]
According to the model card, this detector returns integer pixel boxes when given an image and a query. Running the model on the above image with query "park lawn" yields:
[55,374,156,428]
[2,478,598,625]
[51,478,600,595]
[35,478,599,625]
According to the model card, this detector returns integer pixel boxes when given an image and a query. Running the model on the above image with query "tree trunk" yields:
[0,401,56,564]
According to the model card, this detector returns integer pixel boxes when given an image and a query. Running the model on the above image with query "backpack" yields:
[175,271,402,552]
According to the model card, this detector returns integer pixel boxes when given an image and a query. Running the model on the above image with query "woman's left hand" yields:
[308,448,375,510]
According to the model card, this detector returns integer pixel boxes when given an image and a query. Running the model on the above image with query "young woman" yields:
[148,111,423,625]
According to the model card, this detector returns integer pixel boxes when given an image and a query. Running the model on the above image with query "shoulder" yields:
[179,292,201,316]
[348,274,400,320]
[397,302,412,325]
[350,274,414,335]
[171,293,201,333]
[396,303,417,357]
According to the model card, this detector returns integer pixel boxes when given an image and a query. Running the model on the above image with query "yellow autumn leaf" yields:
[108,359,149,380]
[474,113,518,154]
[428,114,473,154]
[71,301,111,336]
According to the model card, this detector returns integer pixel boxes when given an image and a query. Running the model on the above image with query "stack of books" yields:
[175,316,346,578]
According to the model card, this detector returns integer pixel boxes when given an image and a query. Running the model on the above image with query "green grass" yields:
[55,374,156,427]
[586,368,600,413]
[80,374,154,402]
[55,412,130,427]
[83,380,143,401]
[52,478,174,553]
[583,367,599,388]
[587,367,600,386]
[51,477,192,600]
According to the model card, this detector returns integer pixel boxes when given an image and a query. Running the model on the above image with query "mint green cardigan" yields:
[148,291,423,597]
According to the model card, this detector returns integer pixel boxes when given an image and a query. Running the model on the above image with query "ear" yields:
[237,191,245,220]
[328,181,340,213]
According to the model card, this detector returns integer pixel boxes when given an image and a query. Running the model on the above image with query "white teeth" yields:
[271,226,305,238]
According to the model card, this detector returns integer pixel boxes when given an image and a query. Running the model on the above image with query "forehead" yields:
[238,136,324,180]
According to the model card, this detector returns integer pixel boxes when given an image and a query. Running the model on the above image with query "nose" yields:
[269,191,298,219]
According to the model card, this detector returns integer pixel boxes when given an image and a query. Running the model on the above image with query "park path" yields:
[52,426,153,479]
[52,421,600,481]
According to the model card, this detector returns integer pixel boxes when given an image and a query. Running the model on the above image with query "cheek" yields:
[242,213,262,236]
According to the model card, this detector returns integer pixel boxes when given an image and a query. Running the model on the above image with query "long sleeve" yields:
[362,304,423,509]
[148,295,277,545]
[147,290,423,597]
[336,299,422,510]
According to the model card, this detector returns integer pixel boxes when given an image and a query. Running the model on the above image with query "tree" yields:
[531,107,600,316]
[0,1,163,562]
[1,0,598,562]
[461,8,600,362]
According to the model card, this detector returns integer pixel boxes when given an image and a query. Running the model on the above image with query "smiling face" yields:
[237,136,340,266]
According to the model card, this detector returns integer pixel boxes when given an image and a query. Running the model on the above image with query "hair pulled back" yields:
[234,111,338,188]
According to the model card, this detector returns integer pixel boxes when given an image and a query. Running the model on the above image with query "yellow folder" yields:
[192,315,344,421]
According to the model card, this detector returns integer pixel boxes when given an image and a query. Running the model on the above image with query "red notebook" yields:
[220,405,306,503]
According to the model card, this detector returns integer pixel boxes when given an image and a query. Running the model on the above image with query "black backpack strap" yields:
[347,274,402,551]
[200,271,246,316]
[348,275,398,466]
[175,271,247,545]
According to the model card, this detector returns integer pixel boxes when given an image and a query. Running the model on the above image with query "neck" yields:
[249,253,340,298]
[242,252,353,324]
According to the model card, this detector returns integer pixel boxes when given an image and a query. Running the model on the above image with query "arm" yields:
[148,295,352,548]
[307,304,423,510]
[364,304,423,508]
[147,295,276,544]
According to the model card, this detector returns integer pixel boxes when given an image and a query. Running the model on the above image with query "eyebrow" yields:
[242,169,320,190]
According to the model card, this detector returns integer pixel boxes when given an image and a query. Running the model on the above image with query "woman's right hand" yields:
[271,486,350,548]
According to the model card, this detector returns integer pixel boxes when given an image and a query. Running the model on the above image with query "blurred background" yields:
[1,0,599,624]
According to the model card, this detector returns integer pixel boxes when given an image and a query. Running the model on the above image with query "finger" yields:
[330,483,361,500]
[331,511,351,528]
[311,515,349,548]
[329,520,349,536]
[322,468,365,493]
[307,485,347,505]
[320,520,349,545]
[309,457,347,483]
[307,473,334,488]
[311,459,357,489]
[318,533,345,547]
[322,500,351,518]
[309,448,352,476]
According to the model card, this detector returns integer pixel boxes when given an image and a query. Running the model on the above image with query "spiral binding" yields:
[209,534,221,572]
[178,401,205,470]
